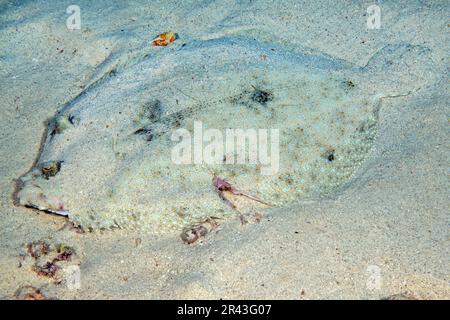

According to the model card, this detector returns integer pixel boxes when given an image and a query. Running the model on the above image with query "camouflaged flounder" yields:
[16,37,434,232]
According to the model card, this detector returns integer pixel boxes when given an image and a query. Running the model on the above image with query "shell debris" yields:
[152,32,177,46]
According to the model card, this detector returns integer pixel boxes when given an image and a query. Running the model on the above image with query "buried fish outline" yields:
[15,37,435,232]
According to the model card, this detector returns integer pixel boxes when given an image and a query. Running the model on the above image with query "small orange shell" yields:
[152,32,176,46]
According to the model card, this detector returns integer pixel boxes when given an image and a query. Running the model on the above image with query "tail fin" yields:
[362,43,436,96]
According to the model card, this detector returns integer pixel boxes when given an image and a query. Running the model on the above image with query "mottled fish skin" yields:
[16,36,434,232]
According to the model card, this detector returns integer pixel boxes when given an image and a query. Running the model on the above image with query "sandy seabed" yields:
[0,0,448,299]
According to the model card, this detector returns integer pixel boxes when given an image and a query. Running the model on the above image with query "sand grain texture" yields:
[0,0,448,299]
